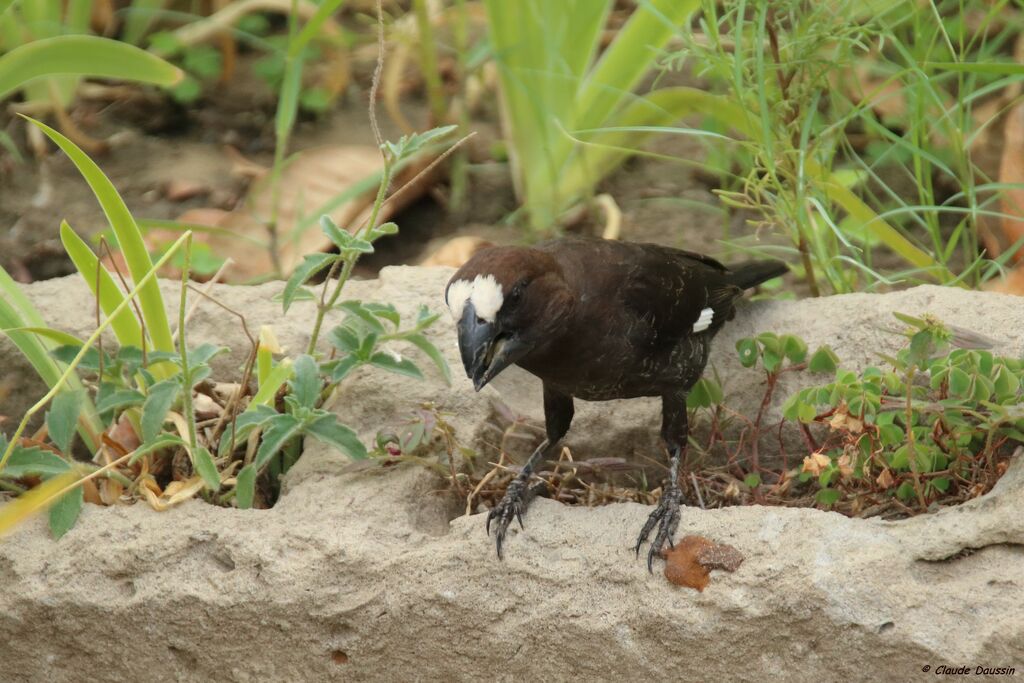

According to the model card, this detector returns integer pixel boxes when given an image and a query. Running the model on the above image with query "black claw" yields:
[634,484,682,573]
[486,479,529,559]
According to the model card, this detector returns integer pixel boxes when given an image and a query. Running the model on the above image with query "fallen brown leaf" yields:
[802,451,831,476]
[663,535,744,591]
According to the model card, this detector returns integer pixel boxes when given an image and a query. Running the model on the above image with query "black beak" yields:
[457,302,529,391]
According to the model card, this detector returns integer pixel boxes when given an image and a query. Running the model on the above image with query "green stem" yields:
[178,235,198,455]
[306,159,394,355]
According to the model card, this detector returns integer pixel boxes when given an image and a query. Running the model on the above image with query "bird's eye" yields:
[506,280,527,308]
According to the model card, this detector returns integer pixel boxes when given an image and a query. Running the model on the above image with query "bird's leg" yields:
[635,391,688,572]
[487,386,573,559]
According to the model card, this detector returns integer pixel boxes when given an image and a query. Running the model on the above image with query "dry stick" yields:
[183,284,258,452]
[171,258,235,343]
[0,232,193,474]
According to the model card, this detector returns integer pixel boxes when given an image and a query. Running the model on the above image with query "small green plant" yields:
[664,0,1024,294]
[483,0,701,231]
[0,114,450,534]
[782,314,1023,510]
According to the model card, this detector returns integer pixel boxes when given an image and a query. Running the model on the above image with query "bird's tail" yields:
[725,260,788,289]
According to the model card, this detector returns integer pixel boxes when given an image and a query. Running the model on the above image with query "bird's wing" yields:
[541,237,741,341]
[617,243,741,340]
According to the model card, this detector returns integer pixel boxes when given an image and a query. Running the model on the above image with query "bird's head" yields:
[445,246,574,391]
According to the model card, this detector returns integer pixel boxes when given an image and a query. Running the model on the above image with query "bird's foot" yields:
[634,483,682,572]
[486,478,529,559]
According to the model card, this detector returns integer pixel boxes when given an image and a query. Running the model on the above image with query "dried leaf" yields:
[663,535,744,591]
[802,451,831,476]
[876,468,895,489]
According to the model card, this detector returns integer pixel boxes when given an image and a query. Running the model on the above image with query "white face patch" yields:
[446,274,505,323]
[692,307,714,333]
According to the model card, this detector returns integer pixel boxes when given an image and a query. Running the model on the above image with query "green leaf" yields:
[325,355,361,383]
[403,333,451,384]
[364,303,400,327]
[288,355,321,409]
[947,367,971,397]
[193,446,220,492]
[141,379,179,443]
[736,338,758,368]
[306,414,367,460]
[46,390,82,455]
[48,486,83,539]
[686,377,723,409]
[320,215,352,249]
[808,345,839,374]
[369,352,424,379]
[908,330,934,368]
[253,414,303,470]
[338,301,386,334]
[329,325,360,353]
[28,118,177,368]
[368,221,399,240]
[282,252,336,313]
[0,35,183,100]
[744,472,761,489]
[762,350,782,374]
[781,335,807,363]
[1,442,70,479]
[235,464,256,509]
[816,488,841,506]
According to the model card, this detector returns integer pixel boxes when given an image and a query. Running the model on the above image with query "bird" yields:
[444,236,787,570]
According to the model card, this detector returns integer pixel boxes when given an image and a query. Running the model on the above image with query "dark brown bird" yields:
[445,236,786,569]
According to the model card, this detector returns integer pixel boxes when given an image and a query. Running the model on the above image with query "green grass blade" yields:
[577,0,698,131]
[27,117,176,358]
[0,35,183,100]
[60,221,145,349]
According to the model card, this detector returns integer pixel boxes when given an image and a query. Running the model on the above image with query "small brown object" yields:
[662,535,744,591]
[164,179,208,202]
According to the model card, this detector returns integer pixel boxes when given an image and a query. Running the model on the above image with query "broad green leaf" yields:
[325,355,361,383]
[369,352,424,379]
[808,346,840,374]
[781,335,807,363]
[235,463,256,509]
[253,414,303,470]
[403,333,451,384]
[329,325,360,353]
[193,446,220,492]
[0,440,70,479]
[338,301,386,333]
[141,379,179,443]
[686,377,723,409]
[48,486,83,539]
[947,367,971,397]
[288,355,321,409]
[744,472,762,489]
[306,414,367,460]
[736,338,758,368]
[46,390,82,455]
[0,35,183,100]
[364,303,400,327]
[319,215,352,249]
[816,488,841,506]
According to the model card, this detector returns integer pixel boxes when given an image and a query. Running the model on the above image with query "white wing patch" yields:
[693,307,714,332]
[446,274,504,323]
